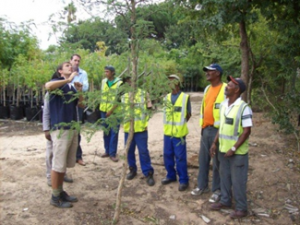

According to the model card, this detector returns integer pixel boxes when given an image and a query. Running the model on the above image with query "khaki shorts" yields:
[51,129,78,173]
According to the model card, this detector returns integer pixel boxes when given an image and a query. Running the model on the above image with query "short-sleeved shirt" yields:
[49,78,78,130]
[221,97,253,128]
[171,91,192,114]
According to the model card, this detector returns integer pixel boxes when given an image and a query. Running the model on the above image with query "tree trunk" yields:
[239,20,250,102]
[112,0,138,224]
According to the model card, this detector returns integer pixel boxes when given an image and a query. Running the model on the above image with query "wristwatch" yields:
[231,146,236,152]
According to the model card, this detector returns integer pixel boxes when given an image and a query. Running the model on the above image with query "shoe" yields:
[63,176,73,183]
[161,178,176,185]
[178,183,189,191]
[77,159,86,166]
[60,191,78,202]
[230,210,248,219]
[209,190,221,203]
[126,167,137,180]
[146,171,155,186]
[210,202,231,211]
[101,153,109,158]
[191,187,210,196]
[47,179,52,187]
[110,156,119,162]
[50,195,73,208]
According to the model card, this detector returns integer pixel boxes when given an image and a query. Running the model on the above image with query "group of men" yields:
[44,55,253,219]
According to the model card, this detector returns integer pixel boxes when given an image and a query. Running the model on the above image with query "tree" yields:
[172,0,263,102]
[59,18,128,54]
[64,2,77,24]
[115,2,179,40]
[0,18,41,70]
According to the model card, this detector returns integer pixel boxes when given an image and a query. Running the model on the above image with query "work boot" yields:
[110,156,119,162]
[178,183,189,192]
[161,178,176,185]
[126,167,137,180]
[146,171,155,186]
[60,191,78,202]
[50,195,73,208]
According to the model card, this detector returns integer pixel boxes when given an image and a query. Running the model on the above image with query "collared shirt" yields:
[221,97,253,128]
[71,67,89,92]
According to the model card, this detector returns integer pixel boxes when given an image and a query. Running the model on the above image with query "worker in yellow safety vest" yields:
[191,63,226,204]
[121,76,155,186]
[99,65,122,162]
[161,74,191,192]
[209,76,252,219]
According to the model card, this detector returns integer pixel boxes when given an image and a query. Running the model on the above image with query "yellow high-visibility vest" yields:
[99,78,122,112]
[219,100,249,155]
[121,88,148,133]
[199,83,227,128]
[163,92,189,138]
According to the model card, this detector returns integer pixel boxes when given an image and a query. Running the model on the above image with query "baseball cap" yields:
[168,74,181,81]
[227,76,246,93]
[203,63,223,75]
[104,65,115,72]
[168,74,182,86]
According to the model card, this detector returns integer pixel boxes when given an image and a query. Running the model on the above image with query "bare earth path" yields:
[1,92,300,225]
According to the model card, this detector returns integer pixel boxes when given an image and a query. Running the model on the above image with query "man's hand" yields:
[68,72,78,83]
[74,82,83,92]
[44,131,51,141]
[224,149,235,157]
[210,143,217,157]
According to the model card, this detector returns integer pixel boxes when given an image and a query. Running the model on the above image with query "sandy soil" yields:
[1,92,300,225]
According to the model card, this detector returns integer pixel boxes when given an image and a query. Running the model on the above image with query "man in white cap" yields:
[162,74,191,191]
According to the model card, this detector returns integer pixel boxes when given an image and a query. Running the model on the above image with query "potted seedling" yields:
[0,68,10,119]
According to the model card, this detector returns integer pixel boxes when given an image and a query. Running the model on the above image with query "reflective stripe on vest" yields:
[163,93,187,126]
[219,101,249,155]
[121,89,148,133]
[99,78,122,112]
[199,83,226,128]
[163,92,189,138]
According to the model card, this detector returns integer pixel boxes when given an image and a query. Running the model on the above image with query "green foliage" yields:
[0,18,41,69]
[60,18,128,54]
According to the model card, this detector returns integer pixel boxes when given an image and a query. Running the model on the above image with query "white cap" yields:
[168,74,181,81]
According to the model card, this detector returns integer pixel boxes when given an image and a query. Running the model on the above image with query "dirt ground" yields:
[1,92,300,225]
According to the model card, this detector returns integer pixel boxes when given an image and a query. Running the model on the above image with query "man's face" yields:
[206,70,220,82]
[225,81,239,97]
[105,69,113,79]
[70,55,81,70]
[168,78,179,90]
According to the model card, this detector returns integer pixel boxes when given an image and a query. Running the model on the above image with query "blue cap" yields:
[227,76,246,93]
[203,63,223,75]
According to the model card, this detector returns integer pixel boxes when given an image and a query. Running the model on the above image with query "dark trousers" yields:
[197,126,220,192]
[125,131,154,176]
[100,111,120,157]
[163,135,189,184]
[219,151,249,211]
